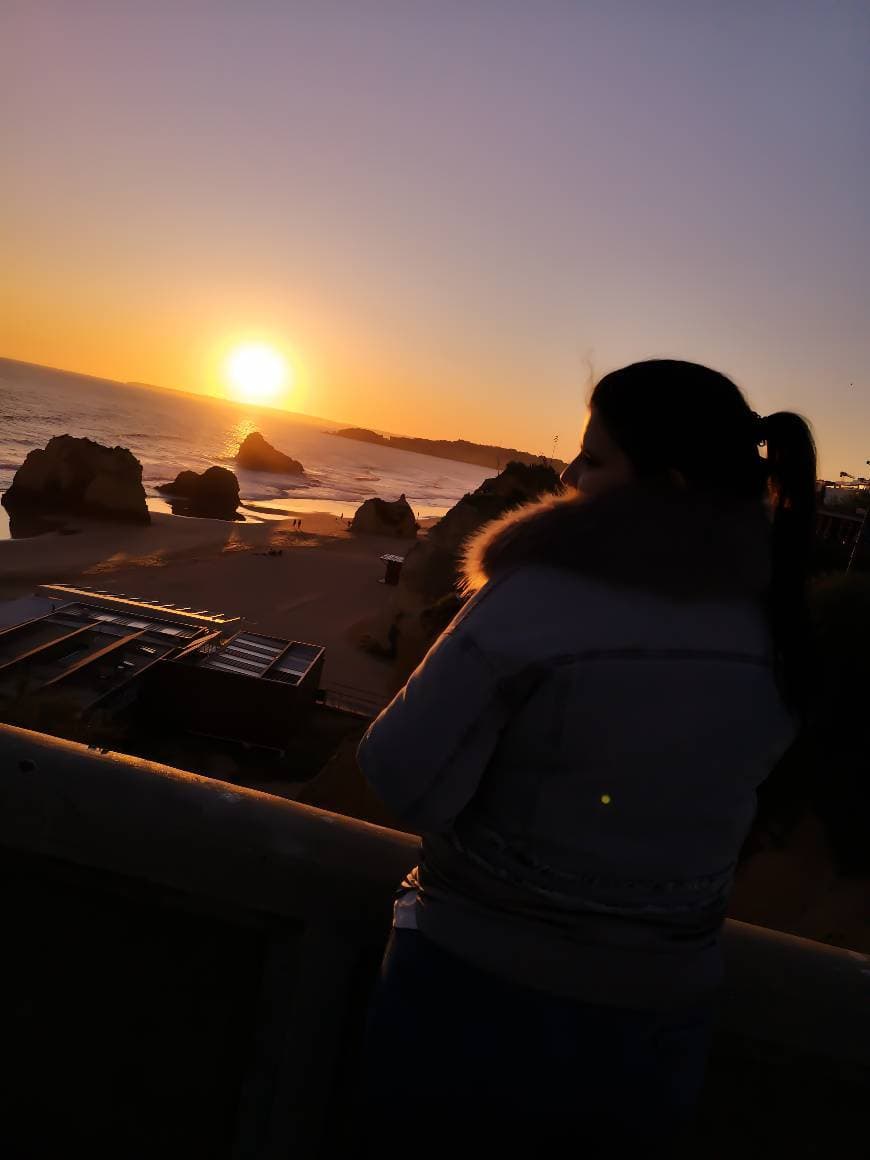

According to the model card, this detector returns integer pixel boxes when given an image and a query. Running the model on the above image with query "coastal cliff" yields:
[366,460,562,678]
[335,427,567,473]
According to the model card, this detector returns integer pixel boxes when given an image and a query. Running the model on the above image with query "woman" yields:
[357,360,816,1153]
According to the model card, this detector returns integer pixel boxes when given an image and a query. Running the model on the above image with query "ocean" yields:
[0,360,494,537]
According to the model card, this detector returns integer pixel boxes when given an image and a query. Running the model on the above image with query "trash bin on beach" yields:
[379,554,405,586]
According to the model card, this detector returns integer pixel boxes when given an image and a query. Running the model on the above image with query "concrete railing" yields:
[1,724,868,1158]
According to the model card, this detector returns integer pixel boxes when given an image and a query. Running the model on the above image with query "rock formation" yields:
[236,431,304,475]
[374,462,562,678]
[351,494,418,538]
[157,466,240,519]
[1,435,149,524]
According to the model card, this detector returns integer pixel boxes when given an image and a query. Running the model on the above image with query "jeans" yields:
[362,928,714,1157]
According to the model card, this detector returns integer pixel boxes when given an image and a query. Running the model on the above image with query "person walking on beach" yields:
[357,360,816,1154]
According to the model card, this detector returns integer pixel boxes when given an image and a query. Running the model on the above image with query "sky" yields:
[1,0,868,475]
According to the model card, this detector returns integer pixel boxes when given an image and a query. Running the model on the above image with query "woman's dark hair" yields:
[591,359,817,712]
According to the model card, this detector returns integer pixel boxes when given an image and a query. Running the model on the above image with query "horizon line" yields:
[0,353,561,456]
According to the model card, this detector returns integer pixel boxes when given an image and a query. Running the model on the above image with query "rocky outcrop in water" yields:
[157,466,240,519]
[1,435,149,524]
[351,495,417,538]
[369,462,562,678]
[236,431,304,475]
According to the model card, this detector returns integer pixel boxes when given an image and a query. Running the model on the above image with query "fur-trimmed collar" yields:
[461,483,771,600]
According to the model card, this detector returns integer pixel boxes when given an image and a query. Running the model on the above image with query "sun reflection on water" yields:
[221,417,259,461]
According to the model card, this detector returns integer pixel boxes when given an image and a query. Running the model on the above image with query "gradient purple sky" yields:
[2,1,868,475]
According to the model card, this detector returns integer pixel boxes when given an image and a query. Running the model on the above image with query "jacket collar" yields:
[461,482,771,601]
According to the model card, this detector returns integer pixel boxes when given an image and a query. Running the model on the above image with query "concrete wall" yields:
[1,724,867,1158]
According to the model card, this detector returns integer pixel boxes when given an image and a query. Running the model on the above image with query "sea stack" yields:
[1,434,150,524]
[351,495,418,538]
[157,466,241,519]
[236,431,304,475]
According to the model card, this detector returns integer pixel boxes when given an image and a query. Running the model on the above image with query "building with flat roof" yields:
[37,582,241,627]
[144,630,325,751]
[0,601,212,729]
[0,592,327,755]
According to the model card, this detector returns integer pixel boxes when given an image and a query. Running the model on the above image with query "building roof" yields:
[38,583,240,626]
[0,601,211,715]
[0,595,56,629]
[187,631,324,687]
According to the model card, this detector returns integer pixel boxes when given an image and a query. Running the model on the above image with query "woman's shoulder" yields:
[459,565,628,653]
[465,563,770,662]
[473,563,649,615]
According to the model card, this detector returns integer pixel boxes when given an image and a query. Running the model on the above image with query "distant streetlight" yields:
[845,460,870,574]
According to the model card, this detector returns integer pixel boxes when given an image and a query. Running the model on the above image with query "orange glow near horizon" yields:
[224,343,288,404]
[0,5,864,479]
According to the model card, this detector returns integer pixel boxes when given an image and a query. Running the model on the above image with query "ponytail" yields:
[588,362,818,714]
[763,411,817,716]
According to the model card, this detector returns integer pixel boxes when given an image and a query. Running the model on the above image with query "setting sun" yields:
[225,343,288,404]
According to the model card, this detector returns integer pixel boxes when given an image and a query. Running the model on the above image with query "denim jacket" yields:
[358,487,796,1008]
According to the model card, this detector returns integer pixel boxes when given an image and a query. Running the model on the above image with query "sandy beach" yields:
[0,509,431,709]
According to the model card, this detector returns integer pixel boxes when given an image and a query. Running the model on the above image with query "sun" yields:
[225,343,288,404]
